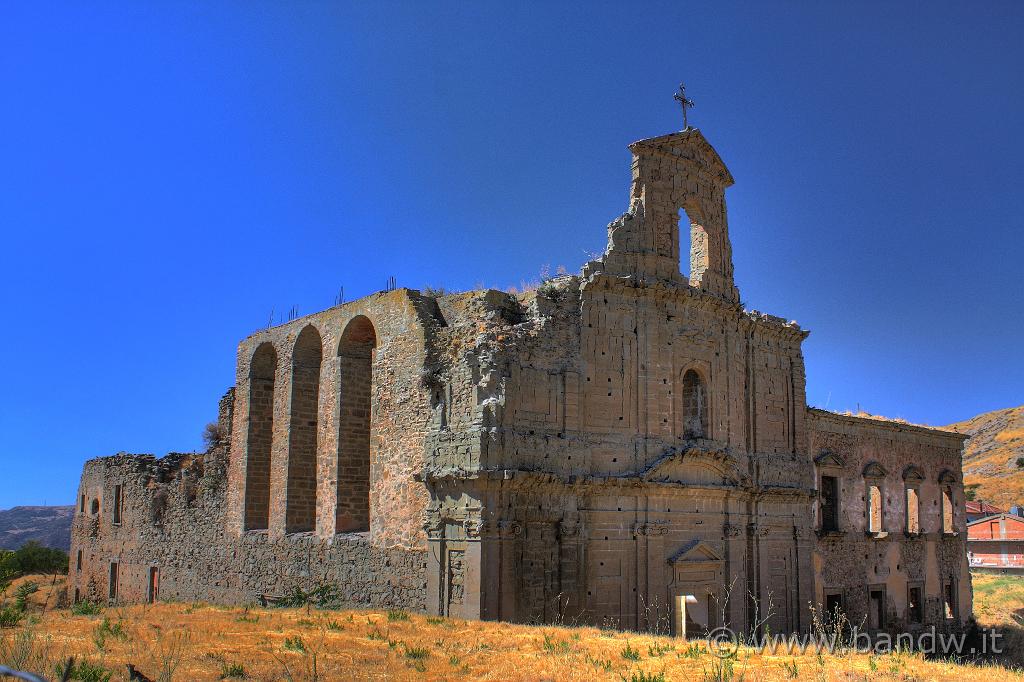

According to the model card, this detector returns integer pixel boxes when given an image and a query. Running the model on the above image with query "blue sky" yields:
[1,2,1021,508]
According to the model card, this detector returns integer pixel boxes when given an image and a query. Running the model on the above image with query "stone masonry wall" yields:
[68,389,427,608]
[807,409,970,631]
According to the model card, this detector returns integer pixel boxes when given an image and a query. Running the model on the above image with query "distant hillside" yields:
[0,505,74,551]
[947,405,1024,509]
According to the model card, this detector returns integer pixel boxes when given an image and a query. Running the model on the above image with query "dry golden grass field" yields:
[2,574,1024,681]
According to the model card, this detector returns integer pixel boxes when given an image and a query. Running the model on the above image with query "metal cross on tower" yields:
[673,83,694,129]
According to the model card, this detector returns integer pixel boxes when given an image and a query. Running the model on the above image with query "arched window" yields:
[286,326,322,534]
[681,369,708,439]
[244,343,276,531]
[336,316,376,533]
[903,466,924,535]
[939,470,957,535]
[863,462,888,536]
[680,204,709,285]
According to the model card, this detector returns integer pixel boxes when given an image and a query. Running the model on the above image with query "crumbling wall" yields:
[69,389,427,608]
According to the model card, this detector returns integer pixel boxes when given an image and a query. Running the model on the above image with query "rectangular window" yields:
[112,485,123,525]
[823,590,844,626]
[76,550,82,572]
[942,488,954,534]
[907,585,923,623]
[868,485,883,534]
[820,476,839,532]
[74,588,80,604]
[944,581,957,620]
[79,494,85,513]
[905,487,920,535]
[108,562,118,602]
[869,587,886,630]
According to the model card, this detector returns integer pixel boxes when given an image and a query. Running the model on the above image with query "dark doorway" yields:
[869,588,886,630]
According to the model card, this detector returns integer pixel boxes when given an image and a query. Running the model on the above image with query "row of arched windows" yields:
[819,462,957,536]
[243,316,377,534]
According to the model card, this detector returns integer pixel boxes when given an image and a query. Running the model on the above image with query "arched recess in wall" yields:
[244,342,276,531]
[286,326,322,534]
[681,368,708,439]
[336,315,377,533]
[678,201,709,283]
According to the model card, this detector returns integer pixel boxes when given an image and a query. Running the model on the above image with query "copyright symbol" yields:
[707,626,738,658]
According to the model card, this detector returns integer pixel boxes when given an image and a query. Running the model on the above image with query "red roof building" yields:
[965,501,1004,523]
[968,513,1024,572]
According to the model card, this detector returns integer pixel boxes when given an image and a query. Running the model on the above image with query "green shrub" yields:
[14,581,39,611]
[283,635,306,652]
[0,604,24,628]
[71,600,103,616]
[57,659,114,682]
[220,662,247,678]
[404,645,430,660]
[386,609,409,622]
[275,584,341,608]
[621,641,641,661]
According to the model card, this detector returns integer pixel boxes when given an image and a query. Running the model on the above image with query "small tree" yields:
[0,541,68,577]
[202,422,225,450]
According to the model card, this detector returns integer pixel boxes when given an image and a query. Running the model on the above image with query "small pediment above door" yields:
[668,539,723,565]
[814,450,846,468]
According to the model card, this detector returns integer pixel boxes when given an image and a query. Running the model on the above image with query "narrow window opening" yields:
[148,567,159,604]
[867,485,883,534]
[905,487,920,535]
[681,369,708,439]
[112,485,123,525]
[820,475,839,532]
[943,581,957,620]
[868,587,886,630]
[942,487,954,534]
[108,562,118,602]
[907,586,923,624]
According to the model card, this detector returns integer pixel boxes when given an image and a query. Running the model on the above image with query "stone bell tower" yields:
[585,127,741,303]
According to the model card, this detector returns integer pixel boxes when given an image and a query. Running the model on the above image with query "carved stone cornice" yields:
[746,522,771,538]
[559,514,580,539]
[497,519,523,539]
[633,521,669,537]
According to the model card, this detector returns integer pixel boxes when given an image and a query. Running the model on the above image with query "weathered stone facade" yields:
[70,125,970,636]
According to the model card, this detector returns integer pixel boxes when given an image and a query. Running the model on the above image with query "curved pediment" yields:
[938,469,957,485]
[642,441,747,488]
[862,461,888,479]
[903,465,925,483]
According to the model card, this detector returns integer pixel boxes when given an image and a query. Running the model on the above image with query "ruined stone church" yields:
[71,117,971,636]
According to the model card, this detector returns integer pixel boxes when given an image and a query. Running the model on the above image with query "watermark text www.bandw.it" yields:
[706,626,1003,658]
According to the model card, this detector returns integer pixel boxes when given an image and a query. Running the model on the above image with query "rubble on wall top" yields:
[808,407,968,441]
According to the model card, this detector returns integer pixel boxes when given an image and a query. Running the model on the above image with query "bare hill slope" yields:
[947,405,1024,509]
[0,505,74,550]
